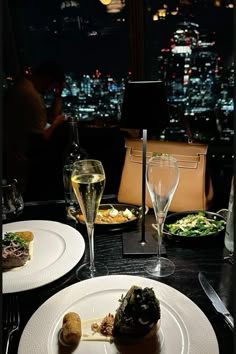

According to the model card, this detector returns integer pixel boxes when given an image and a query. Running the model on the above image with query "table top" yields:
[2,200,234,354]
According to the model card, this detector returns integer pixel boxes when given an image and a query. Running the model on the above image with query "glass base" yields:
[76,262,109,280]
[144,257,175,278]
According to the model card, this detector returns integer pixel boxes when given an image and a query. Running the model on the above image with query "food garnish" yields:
[165,212,226,236]
[78,205,137,224]
[113,285,160,337]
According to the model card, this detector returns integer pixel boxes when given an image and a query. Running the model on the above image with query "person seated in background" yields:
[3,61,69,201]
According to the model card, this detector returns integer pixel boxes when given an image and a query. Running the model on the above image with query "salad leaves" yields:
[165,212,226,237]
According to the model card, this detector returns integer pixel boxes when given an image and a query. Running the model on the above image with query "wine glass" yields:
[71,159,108,279]
[145,154,179,277]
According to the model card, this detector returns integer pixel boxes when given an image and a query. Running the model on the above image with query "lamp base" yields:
[122,231,166,256]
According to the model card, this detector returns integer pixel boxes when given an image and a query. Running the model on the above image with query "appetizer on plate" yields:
[77,205,137,224]
[59,285,161,347]
[2,231,34,270]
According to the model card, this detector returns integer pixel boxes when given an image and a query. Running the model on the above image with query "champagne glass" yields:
[145,154,179,277]
[71,159,108,279]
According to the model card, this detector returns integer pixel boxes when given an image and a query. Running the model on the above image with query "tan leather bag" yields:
[117,139,214,212]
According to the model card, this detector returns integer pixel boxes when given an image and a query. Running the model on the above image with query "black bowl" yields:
[163,210,226,243]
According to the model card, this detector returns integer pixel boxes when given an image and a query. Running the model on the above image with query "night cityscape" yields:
[15,0,233,145]
[3,0,234,146]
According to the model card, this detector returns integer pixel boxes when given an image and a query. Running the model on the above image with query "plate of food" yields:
[162,210,226,242]
[18,274,219,354]
[2,220,85,293]
[68,203,148,230]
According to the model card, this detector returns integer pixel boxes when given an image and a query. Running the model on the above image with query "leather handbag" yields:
[117,139,214,212]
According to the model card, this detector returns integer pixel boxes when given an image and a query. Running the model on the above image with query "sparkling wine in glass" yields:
[145,154,179,277]
[71,159,108,279]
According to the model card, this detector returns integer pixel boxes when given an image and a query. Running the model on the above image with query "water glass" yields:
[2,179,24,222]
[224,177,234,254]
[63,164,78,212]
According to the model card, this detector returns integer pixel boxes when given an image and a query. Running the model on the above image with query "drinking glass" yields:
[71,159,108,279]
[224,176,234,264]
[145,154,179,277]
[2,179,24,222]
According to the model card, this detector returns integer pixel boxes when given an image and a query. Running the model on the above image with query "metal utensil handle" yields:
[4,328,15,354]
[224,313,234,331]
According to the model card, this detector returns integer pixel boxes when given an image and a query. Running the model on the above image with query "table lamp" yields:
[120,80,169,255]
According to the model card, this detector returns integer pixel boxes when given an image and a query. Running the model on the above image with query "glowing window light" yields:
[153,14,158,21]
[99,0,111,5]
[158,9,166,18]
[214,0,221,6]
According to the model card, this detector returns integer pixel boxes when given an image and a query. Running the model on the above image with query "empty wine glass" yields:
[71,159,108,279]
[145,154,179,277]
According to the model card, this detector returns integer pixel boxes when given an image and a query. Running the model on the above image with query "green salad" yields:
[165,212,226,237]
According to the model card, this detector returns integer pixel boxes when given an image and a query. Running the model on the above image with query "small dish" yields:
[161,210,226,243]
[68,203,149,231]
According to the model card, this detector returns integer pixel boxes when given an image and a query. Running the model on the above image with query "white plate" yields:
[3,220,85,293]
[18,274,219,354]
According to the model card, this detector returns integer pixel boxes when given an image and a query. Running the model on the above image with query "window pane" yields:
[22,0,129,122]
[143,0,234,142]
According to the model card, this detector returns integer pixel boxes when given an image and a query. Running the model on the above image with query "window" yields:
[3,0,234,141]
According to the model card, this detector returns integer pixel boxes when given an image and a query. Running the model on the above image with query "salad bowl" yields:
[161,210,226,243]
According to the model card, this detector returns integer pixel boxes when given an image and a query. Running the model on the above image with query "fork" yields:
[3,295,20,354]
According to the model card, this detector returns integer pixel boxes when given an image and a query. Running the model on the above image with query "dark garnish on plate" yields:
[113,285,160,337]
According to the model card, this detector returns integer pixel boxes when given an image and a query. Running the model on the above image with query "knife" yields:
[198,272,234,331]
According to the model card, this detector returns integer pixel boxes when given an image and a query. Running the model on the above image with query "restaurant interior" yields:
[2,1,234,354]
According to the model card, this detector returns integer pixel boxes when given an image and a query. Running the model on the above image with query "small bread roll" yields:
[15,231,34,242]
[62,312,81,345]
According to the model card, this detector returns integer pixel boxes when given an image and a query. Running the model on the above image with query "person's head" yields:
[31,61,65,94]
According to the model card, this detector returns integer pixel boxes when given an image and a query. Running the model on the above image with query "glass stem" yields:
[156,224,163,258]
[87,224,95,276]
[156,212,165,258]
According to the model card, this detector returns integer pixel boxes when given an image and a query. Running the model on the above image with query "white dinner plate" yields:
[18,274,219,354]
[3,220,85,293]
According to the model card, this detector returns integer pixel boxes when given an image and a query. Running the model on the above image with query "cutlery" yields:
[198,272,234,331]
[3,295,20,354]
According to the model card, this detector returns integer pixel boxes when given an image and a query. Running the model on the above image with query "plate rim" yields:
[2,220,85,293]
[18,274,219,354]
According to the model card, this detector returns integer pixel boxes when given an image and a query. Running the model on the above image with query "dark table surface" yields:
[2,200,234,354]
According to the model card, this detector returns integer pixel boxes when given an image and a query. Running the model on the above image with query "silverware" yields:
[3,295,20,354]
[198,272,234,331]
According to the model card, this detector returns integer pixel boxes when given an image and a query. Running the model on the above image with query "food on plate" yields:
[91,313,115,337]
[59,285,160,347]
[2,231,34,270]
[77,205,137,224]
[165,212,226,237]
[11,230,34,242]
[112,285,161,338]
[61,312,82,345]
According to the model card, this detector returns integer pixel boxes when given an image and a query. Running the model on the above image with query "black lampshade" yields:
[120,80,169,131]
